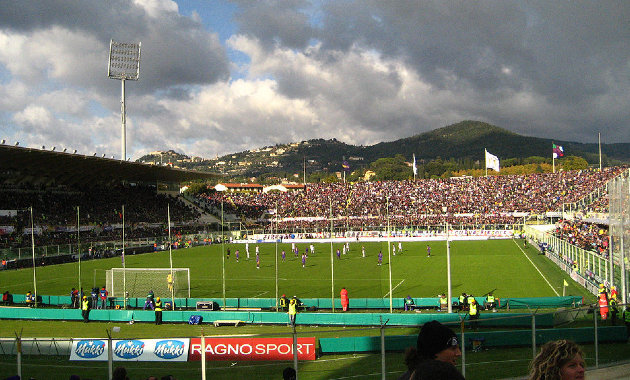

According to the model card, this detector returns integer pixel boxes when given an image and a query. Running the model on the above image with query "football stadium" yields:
[1,144,629,380]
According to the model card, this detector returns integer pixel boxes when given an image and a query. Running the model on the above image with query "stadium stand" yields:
[0,144,218,251]
[199,167,624,230]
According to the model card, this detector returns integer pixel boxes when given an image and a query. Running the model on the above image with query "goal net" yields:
[106,268,191,298]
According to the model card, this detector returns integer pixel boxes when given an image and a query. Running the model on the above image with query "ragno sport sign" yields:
[189,337,317,361]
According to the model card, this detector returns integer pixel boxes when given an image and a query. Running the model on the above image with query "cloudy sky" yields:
[1,1,629,160]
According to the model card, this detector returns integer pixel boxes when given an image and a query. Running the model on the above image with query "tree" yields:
[183,182,209,195]
[561,155,589,171]
[370,155,411,181]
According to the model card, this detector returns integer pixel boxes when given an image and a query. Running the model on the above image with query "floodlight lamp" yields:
[73,149,77,154]
[15,142,19,146]
[108,40,141,81]
[0,139,5,144]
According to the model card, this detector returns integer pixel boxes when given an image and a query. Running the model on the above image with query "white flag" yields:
[485,149,500,172]
[412,154,417,176]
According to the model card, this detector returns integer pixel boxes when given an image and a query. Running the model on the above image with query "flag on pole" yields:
[563,279,568,287]
[553,143,564,159]
[342,160,350,171]
[485,149,500,172]
[412,154,417,176]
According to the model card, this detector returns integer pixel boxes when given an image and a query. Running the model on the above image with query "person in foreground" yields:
[398,320,464,380]
[529,339,585,380]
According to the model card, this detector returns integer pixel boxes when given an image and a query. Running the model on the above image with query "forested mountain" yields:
[138,121,629,181]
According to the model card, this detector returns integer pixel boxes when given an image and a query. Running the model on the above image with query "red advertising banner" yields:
[189,337,317,361]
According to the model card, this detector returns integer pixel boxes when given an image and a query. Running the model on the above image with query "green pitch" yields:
[0,239,592,301]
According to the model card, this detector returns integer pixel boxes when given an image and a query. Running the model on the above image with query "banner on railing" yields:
[189,337,317,361]
[70,338,189,362]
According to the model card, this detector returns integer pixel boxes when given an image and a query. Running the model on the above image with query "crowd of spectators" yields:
[0,185,202,249]
[553,219,609,257]
[201,167,624,230]
[1,167,624,249]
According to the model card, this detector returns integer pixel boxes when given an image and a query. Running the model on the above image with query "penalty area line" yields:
[383,279,405,298]
[513,239,559,296]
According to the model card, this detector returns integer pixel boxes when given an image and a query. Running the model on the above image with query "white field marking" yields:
[200,277,404,282]
[513,239,559,296]
[252,290,269,298]
[383,279,405,298]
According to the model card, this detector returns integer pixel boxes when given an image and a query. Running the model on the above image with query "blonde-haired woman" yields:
[529,340,585,380]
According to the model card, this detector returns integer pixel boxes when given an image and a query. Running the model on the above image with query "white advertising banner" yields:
[69,338,189,362]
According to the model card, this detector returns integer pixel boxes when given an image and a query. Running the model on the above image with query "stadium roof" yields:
[0,144,219,187]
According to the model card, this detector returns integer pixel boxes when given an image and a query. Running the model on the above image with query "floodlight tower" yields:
[107,40,141,161]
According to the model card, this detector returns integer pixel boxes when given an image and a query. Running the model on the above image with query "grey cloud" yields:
[0,0,230,94]
[230,0,630,143]
[233,0,314,49]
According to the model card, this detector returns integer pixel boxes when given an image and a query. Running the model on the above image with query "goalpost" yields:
[106,268,191,298]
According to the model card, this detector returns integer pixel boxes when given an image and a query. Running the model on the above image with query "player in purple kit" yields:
[336,248,341,259]
[281,250,286,262]
[301,253,306,268]
[427,245,431,257]
[235,250,240,262]
[256,252,260,269]
[377,251,383,265]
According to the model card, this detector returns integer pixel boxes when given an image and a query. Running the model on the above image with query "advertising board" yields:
[189,337,317,361]
[70,338,189,362]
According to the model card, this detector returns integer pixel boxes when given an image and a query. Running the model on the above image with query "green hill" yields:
[141,120,630,178]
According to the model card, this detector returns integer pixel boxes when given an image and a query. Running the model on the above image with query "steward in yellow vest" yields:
[81,296,90,323]
[484,293,496,310]
[155,297,163,325]
[439,294,448,311]
[469,299,480,329]
[288,298,297,327]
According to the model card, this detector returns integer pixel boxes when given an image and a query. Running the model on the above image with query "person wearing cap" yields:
[70,287,79,308]
[279,294,288,311]
[81,295,90,323]
[398,320,463,380]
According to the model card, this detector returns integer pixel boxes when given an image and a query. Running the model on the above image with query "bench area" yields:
[213,319,244,327]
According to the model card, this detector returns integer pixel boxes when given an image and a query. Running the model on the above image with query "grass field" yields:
[0,238,594,301]
[0,238,609,380]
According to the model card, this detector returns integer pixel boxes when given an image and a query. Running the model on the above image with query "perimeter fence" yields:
[1,305,628,380]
